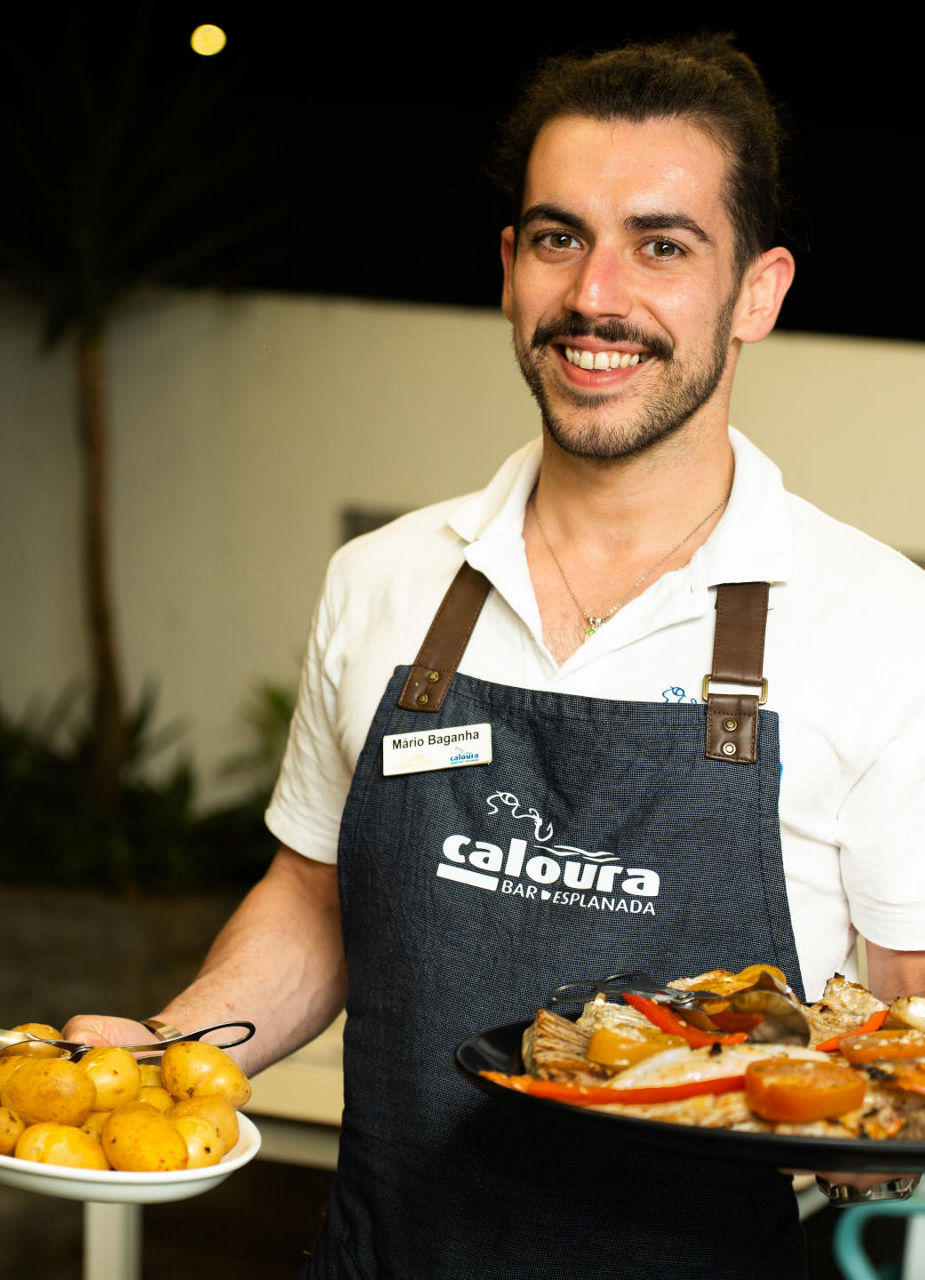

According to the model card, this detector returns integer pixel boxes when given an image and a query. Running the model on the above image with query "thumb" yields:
[61,1014,153,1049]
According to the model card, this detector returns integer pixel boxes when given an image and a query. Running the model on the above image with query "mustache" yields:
[531,317,673,363]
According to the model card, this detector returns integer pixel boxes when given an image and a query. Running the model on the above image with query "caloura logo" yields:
[435,788,659,914]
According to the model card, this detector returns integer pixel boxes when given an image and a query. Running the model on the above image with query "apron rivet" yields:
[723,718,738,731]
[722,741,737,756]
[427,670,440,683]
[416,692,429,705]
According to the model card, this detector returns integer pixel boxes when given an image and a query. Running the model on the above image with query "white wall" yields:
[2,290,923,807]
[731,331,925,552]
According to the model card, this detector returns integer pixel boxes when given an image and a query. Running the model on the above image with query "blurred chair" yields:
[832,1187,925,1280]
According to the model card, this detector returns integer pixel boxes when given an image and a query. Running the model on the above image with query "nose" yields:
[563,245,633,319]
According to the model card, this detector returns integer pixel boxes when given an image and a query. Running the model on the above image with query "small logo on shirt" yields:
[662,686,698,704]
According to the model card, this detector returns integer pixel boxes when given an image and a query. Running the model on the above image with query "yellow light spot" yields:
[191,24,227,56]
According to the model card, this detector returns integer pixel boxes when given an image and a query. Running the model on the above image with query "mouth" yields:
[562,346,651,372]
[528,320,669,392]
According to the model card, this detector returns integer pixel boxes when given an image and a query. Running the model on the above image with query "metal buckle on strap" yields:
[701,675,768,705]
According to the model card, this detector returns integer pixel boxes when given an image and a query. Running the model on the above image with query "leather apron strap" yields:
[398,566,770,764]
[703,582,770,765]
[397,562,492,712]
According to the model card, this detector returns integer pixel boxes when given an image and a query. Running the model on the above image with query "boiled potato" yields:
[1,1058,96,1127]
[138,1085,174,1113]
[169,1095,239,1154]
[102,1103,188,1172]
[79,1046,141,1110]
[0,1023,65,1060]
[161,1041,251,1109]
[173,1115,223,1168]
[15,1122,110,1170]
[0,1106,25,1156]
[80,1111,110,1141]
[138,1063,162,1088]
[0,1057,26,1091]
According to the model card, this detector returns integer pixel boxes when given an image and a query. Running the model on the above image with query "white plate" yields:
[0,1112,261,1204]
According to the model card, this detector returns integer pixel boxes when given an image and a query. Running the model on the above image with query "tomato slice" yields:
[744,1058,866,1123]
[839,1027,925,1063]
[706,1008,765,1033]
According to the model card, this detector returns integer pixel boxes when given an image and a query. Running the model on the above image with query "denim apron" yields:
[306,572,806,1280]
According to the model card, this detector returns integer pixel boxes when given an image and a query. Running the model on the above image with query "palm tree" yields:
[0,9,300,807]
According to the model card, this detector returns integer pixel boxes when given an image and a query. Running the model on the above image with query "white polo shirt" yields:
[266,429,925,1000]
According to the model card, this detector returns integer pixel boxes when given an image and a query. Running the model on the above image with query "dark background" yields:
[3,6,922,341]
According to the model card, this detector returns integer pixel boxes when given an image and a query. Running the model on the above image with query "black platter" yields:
[455,1019,925,1173]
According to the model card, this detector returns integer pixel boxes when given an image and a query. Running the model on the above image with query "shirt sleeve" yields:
[265,571,353,864]
[836,712,925,951]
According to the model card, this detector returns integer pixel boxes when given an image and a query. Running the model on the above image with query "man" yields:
[68,34,925,1278]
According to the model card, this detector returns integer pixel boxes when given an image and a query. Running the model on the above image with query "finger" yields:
[781,1167,912,1191]
[61,1015,143,1047]
[814,1170,911,1191]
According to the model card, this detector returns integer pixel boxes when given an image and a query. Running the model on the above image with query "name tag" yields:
[382,723,492,776]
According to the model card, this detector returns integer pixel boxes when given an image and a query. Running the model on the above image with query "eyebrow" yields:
[519,203,589,236]
[518,203,714,246]
[624,212,713,245]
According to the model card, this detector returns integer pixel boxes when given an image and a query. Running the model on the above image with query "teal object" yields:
[832,1196,925,1280]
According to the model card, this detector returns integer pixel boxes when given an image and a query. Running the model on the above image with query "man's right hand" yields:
[61,847,346,1078]
[61,1014,155,1050]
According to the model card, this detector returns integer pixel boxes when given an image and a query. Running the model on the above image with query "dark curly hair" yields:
[491,33,784,273]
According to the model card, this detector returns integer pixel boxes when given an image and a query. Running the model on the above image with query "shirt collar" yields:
[698,427,793,588]
[448,438,541,545]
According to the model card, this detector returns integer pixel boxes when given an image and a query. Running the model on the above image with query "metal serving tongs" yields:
[0,1020,256,1062]
[548,969,810,1046]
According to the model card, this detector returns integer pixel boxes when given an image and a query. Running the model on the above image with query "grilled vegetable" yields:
[622,993,748,1047]
[840,1028,925,1063]
[480,1071,746,1106]
[816,1010,888,1052]
[743,1059,866,1123]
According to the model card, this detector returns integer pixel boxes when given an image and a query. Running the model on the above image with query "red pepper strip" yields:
[621,992,749,1047]
[480,1070,746,1106]
[816,1008,888,1052]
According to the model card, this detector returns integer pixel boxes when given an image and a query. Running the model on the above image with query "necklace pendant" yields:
[586,618,602,639]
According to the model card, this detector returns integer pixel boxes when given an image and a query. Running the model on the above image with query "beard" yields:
[515,301,736,462]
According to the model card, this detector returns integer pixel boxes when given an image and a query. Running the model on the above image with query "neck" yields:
[525,419,734,663]
[534,418,734,554]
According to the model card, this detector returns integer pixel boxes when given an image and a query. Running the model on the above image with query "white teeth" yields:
[564,347,646,370]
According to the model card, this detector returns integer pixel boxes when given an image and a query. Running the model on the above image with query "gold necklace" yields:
[531,490,730,639]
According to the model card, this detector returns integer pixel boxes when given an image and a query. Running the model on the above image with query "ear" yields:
[500,225,516,322]
[733,247,796,344]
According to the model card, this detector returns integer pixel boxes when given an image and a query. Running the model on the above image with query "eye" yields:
[534,230,582,252]
[643,238,685,260]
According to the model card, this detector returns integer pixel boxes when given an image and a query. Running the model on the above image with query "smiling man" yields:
[66,34,925,1280]
[502,105,795,665]
[503,115,754,464]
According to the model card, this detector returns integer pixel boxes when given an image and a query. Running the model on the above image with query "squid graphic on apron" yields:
[306,569,808,1280]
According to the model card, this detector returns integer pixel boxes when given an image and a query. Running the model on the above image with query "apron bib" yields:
[306,575,806,1280]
